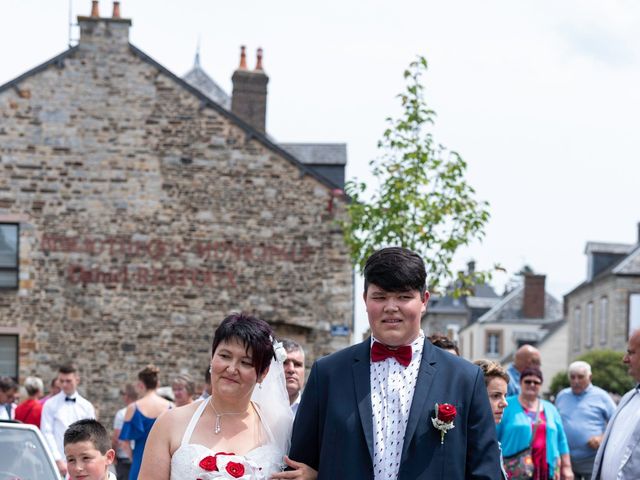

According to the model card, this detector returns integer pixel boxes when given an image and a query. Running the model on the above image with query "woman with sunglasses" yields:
[496,367,573,480]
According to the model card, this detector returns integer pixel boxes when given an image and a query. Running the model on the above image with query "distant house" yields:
[422,261,500,339]
[564,224,640,360]
[458,274,567,392]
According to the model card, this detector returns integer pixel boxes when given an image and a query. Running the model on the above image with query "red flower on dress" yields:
[199,455,218,471]
[225,461,246,478]
[437,403,457,423]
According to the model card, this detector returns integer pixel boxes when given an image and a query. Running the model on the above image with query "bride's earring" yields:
[209,366,212,373]
[258,382,263,390]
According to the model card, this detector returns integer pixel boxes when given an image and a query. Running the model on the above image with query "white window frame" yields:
[586,302,594,348]
[573,306,581,351]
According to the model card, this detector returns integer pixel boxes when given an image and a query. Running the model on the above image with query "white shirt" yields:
[40,390,95,461]
[291,392,302,416]
[601,389,640,480]
[370,331,424,480]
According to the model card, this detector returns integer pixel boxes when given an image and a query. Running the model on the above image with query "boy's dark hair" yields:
[363,247,427,294]
[64,419,111,454]
[138,364,160,390]
[58,363,78,375]
[211,313,274,377]
[0,376,17,392]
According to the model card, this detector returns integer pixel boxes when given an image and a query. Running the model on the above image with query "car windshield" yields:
[0,425,59,480]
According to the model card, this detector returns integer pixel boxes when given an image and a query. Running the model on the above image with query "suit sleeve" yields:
[466,368,503,480]
[288,361,321,470]
[40,401,61,461]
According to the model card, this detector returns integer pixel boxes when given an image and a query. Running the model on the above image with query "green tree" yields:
[549,349,634,397]
[342,57,491,294]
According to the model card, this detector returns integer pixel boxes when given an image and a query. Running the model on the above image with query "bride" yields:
[139,313,317,479]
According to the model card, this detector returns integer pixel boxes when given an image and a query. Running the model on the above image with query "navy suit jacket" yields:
[289,338,502,479]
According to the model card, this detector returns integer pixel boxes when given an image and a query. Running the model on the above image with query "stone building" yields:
[565,223,640,360]
[0,2,352,420]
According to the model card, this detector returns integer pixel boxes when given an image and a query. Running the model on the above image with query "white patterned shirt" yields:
[370,331,424,480]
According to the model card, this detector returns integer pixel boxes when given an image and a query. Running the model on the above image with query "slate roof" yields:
[182,50,231,109]
[0,44,344,192]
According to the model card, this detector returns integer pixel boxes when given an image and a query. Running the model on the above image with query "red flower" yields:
[225,461,246,478]
[437,403,456,423]
[199,455,218,471]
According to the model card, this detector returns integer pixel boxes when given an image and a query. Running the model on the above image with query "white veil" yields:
[251,340,294,458]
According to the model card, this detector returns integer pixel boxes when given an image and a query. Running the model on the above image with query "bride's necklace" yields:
[208,397,248,434]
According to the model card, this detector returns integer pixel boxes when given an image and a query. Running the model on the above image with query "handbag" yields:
[503,399,541,480]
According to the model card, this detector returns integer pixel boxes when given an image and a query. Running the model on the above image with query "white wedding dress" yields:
[170,399,289,479]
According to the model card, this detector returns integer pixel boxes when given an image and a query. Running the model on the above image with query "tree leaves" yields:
[341,56,491,294]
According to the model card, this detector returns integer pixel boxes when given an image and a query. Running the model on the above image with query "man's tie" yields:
[65,396,76,402]
[371,341,412,367]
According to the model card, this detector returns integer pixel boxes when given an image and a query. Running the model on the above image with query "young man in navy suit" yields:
[287,247,502,479]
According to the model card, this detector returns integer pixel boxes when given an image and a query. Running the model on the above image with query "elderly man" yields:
[592,330,640,479]
[506,344,541,396]
[282,339,305,415]
[556,361,615,480]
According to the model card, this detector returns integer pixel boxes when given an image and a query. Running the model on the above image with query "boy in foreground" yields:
[64,419,117,480]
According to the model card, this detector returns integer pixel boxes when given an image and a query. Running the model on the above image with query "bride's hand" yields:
[270,455,318,480]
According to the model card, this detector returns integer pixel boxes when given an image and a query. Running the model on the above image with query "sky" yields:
[2,1,640,341]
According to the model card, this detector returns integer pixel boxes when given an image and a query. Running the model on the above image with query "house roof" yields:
[584,241,635,255]
[477,284,562,324]
[280,143,347,166]
[0,43,345,193]
[612,244,640,275]
[182,51,231,109]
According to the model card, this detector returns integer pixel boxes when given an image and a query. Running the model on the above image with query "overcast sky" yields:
[3,1,640,339]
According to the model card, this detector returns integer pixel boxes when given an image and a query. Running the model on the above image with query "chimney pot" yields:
[90,0,100,17]
[112,1,121,18]
[255,48,264,71]
[239,45,248,70]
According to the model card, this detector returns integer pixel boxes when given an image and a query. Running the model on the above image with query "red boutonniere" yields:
[225,461,246,478]
[431,402,456,444]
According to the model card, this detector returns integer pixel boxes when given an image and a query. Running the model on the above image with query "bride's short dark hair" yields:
[211,313,274,376]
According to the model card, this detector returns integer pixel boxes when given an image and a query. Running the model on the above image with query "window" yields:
[0,335,18,378]
[573,307,581,351]
[600,297,608,345]
[485,330,502,356]
[0,224,18,289]
[629,294,640,335]
[586,302,594,348]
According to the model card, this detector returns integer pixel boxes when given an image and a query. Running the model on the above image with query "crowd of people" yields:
[1,246,640,480]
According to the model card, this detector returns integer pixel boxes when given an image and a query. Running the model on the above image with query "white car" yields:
[0,420,60,480]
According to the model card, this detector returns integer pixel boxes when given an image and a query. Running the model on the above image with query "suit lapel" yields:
[595,388,637,477]
[353,339,375,462]
[401,339,437,461]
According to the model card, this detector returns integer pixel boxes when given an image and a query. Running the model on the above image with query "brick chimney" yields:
[522,274,545,319]
[231,47,269,134]
[77,1,132,53]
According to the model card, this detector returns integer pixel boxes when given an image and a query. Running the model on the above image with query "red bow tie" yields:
[371,341,412,367]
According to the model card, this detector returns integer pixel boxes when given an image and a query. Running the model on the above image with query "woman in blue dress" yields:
[120,364,172,479]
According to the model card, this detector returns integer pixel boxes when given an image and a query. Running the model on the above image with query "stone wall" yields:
[0,16,352,422]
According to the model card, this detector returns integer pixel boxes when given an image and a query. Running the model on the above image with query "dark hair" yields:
[282,339,304,356]
[428,333,459,355]
[211,313,274,377]
[0,376,17,392]
[363,247,426,294]
[58,363,77,375]
[64,419,111,454]
[474,359,510,386]
[138,364,160,390]
[520,367,543,384]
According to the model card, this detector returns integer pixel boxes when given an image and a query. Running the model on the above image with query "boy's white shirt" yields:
[107,472,117,480]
